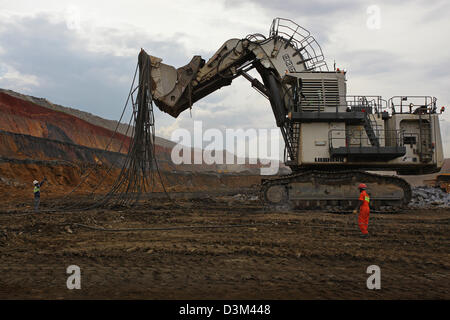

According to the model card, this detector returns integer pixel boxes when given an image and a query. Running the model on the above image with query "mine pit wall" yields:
[0,158,263,204]
[0,89,273,205]
[0,127,265,204]
[0,88,133,138]
[0,90,275,172]
[0,129,256,173]
[0,130,128,166]
[0,91,131,153]
[0,126,264,203]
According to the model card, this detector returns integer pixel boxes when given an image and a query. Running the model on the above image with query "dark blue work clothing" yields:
[34,198,40,212]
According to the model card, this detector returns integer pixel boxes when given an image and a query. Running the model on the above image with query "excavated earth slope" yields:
[0,90,263,203]
[0,91,131,153]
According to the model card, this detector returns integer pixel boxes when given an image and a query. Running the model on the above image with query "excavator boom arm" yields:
[142,18,327,119]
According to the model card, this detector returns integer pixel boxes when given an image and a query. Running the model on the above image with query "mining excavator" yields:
[141,18,444,210]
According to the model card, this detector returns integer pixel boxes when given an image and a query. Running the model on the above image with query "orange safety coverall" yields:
[358,190,370,234]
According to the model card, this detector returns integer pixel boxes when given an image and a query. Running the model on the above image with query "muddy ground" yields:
[0,195,448,299]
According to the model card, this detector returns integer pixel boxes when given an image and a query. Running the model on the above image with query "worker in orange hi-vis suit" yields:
[353,183,370,238]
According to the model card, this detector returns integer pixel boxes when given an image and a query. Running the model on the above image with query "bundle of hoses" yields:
[95,50,168,207]
[43,50,169,212]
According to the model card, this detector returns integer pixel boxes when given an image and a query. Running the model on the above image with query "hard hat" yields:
[33,180,39,185]
[359,183,367,189]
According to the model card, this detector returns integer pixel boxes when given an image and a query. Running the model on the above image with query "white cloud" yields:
[0,63,40,92]
[156,116,182,139]
[65,5,81,31]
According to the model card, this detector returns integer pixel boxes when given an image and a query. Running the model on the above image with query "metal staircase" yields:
[282,121,300,164]
[418,112,433,163]
[363,113,380,147]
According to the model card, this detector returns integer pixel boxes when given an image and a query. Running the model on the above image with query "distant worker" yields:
[33,177,47,213]
[353,183,370,238]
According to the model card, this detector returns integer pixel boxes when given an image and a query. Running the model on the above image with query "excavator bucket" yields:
[139,49,204,118]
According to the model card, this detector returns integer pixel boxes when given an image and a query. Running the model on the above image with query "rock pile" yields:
[409,186,450,208]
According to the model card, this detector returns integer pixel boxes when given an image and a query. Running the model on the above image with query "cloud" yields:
[0,11,283,158]
[0,63,40,92]
[0,13,188,122]
[0,1,449,159]
[226,0,364,16]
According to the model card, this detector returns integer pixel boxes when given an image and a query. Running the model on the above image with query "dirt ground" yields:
[0,195,448,300]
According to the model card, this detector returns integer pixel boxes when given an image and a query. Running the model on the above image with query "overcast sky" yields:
[1,0,449,158]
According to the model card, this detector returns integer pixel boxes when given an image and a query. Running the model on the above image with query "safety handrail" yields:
[328,129,404,149]
[296,94,387,114]
[296,94,439,116]
[387,96,437,114]
[270,17,328,71]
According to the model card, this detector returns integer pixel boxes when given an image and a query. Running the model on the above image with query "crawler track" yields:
[261,170,412,212]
